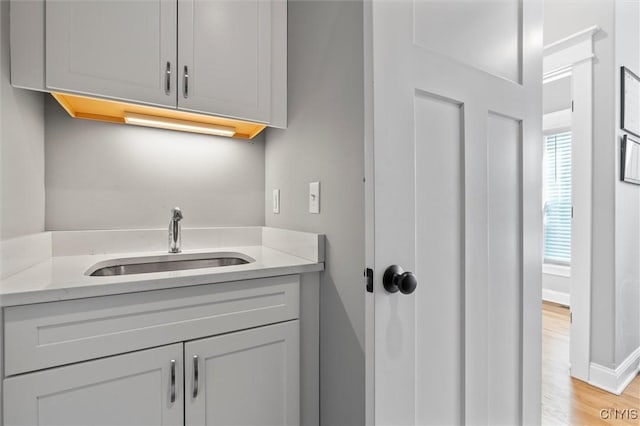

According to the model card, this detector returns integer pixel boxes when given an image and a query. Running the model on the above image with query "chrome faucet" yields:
[168,207,183,253]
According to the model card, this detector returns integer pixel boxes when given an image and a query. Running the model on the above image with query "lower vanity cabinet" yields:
[3,320,300,426]
[2,275,306,426]
[4,343,185,426]
[185,321,300,426]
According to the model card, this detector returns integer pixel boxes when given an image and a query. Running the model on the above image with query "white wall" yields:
[0,0,45,240]
[543,77,572,114]
[44,96,265,230]
[264,1,365,424]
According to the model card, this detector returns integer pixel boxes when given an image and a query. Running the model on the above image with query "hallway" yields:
[542,302,639,425]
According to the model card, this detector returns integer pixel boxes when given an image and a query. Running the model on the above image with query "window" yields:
[543,131,571,264]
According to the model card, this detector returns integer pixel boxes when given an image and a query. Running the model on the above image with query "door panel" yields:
[370,0,542,424]
[414,93,464,425]
[487,113,523,425]
[413,0,522,83]
[185,321,299,426]
[46,0,177,107]
[3,344,183,426]
[178,0,272,122]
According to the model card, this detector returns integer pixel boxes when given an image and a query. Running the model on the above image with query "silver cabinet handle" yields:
[192,355,199,398]
[165,62,172,95]
[183,66,189,99]
[170,359,176,403]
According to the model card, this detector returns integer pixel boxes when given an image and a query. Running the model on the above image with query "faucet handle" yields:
[171,207,183,221]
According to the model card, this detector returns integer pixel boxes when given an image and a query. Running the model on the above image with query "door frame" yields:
[363,0,375,423]
[542,26,600,382]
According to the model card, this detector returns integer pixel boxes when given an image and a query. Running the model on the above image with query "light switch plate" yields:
[309,182,320,214]
[273,189,280,214]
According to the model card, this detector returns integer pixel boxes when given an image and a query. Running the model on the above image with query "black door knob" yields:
[383,265,417,294]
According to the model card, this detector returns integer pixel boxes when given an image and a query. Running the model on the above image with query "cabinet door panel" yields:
[3,344,183,426]
[178,0,272,122]
[46,0,177,107]
[185,321,299,426]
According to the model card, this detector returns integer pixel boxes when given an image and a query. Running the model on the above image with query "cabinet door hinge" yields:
[365,268,374,293]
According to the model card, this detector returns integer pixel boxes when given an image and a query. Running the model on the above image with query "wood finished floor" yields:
[542,302,639,425]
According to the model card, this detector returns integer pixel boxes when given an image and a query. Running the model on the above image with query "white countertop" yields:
[0,245,324,307]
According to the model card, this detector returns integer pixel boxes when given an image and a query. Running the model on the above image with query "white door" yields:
[185,321,299,426]
[177,0,279,123]
[369,1,543,424]
[46,0,177,107]
[3,343,183,426]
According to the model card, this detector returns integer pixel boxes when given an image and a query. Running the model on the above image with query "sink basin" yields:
[86,252,255,276]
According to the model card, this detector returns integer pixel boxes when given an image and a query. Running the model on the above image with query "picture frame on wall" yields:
[621,66,640,137]
[621,134,640,184]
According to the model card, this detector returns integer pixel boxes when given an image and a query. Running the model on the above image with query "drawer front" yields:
[4,275,299,376]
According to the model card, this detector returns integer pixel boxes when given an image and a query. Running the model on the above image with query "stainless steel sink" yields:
[86,252,255,277]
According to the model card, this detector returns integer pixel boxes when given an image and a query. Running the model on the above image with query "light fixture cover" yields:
[124,112,236,137]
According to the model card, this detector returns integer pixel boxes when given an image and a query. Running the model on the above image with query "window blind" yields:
[543,131,572,264]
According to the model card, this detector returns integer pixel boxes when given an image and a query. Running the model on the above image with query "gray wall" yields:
[45,96,265,230]
[0,0,45,240]
[613,0,640,366]
[4,0,265,235]
[544,0,617,367]
[264,1,365,424]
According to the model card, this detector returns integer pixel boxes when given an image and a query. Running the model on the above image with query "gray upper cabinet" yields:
[46,0,178,108]
[179,0,274,124]
[11,0,287,127]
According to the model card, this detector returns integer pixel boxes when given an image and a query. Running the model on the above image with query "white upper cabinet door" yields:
[185,321,300,426]
[3,343,184,426]
[46,0,178,107]
[178,0,286,126]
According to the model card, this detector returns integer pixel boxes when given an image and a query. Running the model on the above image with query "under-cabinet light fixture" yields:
[123,112,237,137]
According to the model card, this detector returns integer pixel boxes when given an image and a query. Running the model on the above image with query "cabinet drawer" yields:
[4,275,299,376]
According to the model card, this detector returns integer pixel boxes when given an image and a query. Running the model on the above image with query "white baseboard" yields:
[589,346,640,395]
[542,288,570,306]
